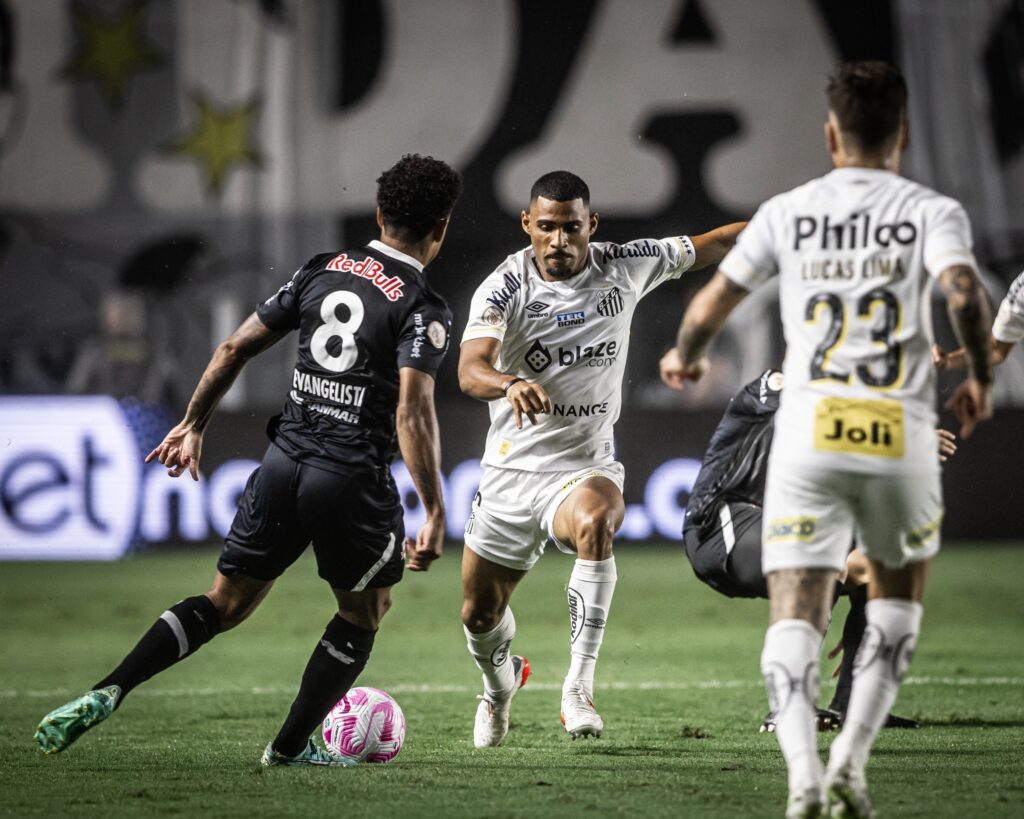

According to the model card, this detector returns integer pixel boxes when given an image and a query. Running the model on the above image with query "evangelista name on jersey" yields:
[719,167,977,474]
[462,236,696,473]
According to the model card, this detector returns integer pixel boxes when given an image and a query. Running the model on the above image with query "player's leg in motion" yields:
[761,568,834,818]
[263,586,390,767]
[826,559,929,818]
[34,572,271,754]
[550,478,624,739]
[461,549,530,748]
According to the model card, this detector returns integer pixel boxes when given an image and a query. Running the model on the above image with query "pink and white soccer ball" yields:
[322,686,406,763]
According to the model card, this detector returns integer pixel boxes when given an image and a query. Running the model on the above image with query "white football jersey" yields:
[720,167,977,474]
[462,237,696,472]
[992,270,1024,344]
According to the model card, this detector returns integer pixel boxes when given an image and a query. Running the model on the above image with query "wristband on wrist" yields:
[502,377,525,395]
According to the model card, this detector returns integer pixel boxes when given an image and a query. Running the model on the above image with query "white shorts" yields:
[761,462,943,574]
[464,462,626,571]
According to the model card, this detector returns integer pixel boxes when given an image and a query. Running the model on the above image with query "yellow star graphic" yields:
[166,92,264,197]
[60,0,163,109]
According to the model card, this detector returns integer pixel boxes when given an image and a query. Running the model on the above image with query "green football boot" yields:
[34,685,121,754]
[261,739,356,768]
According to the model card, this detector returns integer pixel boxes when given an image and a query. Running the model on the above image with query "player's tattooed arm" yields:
[939,265,994,383]
[397,367,445,571]
[667,272,750,387]
[458,337,551,428]
[933,338,1014,372]
[938,265,995,438]
[688,222,747,270]
[146,313,288,479]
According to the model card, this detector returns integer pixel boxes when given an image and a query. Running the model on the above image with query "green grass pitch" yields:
[2,543,1022,818]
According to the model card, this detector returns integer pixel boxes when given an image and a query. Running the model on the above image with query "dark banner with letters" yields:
[1,396,1018,561]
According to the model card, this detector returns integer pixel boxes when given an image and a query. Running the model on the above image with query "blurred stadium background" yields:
[1,0,1022,557]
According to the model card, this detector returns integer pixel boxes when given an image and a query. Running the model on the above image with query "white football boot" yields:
[785,785,826,819]
[473,655,530,748]
[560,679,604,739]
[826,764,875,819]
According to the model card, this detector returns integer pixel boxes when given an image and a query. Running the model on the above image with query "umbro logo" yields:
[597,287,623,318]
[526,299,550,318]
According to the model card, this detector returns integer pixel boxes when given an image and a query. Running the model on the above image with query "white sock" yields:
[564,557,617,690]
[464,608,517,700]
[828,599,922,774]
[761,619,825,792]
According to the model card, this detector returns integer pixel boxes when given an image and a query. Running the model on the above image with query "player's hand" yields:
[931,343,949,372]
[505,379,551,429]
[405,513,445,572]
[935,428,957,462]
[944,377,993,439]
[145,422,203,480]
[659,348,709,390]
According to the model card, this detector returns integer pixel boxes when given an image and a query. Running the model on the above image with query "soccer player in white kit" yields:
[458,170,745,746]
[665,63,993,818]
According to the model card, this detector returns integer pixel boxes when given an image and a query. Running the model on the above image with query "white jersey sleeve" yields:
[608,236,696,299]
[461,262,522,345]
[993,271,1024,344]
[922,200,977,278]
[718,201,779,290]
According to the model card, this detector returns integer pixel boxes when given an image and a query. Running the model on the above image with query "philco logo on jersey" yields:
[794,214,918,251]
[813,397,905,458]
[766,517,817,543]
[326,253,404,301]
[526,299,550,318]
[597,287,623,318]
[556,311,585,328]
[485,271,521,311]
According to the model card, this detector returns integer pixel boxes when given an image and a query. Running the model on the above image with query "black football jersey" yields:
[256,240,453,474]
[684,369,782,533]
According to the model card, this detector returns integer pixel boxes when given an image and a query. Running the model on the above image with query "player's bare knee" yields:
[461,598,503,633]
[573,509,617,560]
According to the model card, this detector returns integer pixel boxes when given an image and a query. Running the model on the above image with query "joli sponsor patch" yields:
[813,397,905,457]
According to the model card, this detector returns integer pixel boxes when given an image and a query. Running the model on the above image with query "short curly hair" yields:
[376,154,463,243]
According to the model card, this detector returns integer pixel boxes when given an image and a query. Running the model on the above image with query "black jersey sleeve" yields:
[255,255,326,331]
[396,298,453,378]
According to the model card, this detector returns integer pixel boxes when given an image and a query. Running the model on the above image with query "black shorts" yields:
[219,443,405,591]
[683,500,767,599]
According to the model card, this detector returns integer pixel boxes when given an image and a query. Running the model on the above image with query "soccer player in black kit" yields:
[660,356,954,731]
[35,155,463,766]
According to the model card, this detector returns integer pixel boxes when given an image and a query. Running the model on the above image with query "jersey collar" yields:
[368,239,425,273]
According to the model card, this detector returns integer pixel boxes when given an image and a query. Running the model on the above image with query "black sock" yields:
[94,595,221,704]
[273,615,376,757]
[829,584,868,713]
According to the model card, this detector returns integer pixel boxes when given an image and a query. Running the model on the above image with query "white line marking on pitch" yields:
[4,676,1022,700]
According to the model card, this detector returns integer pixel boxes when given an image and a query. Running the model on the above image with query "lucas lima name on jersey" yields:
[720,167,977,474]
[463,236,696,472]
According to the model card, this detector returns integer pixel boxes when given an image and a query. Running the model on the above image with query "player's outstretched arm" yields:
[146,312,288,480]
[937,265,994,438]
[397,367,446,571]
[665,272,750,388]
[932,337,1014,372]
[458,337,551,429]
[689,222,747,271]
